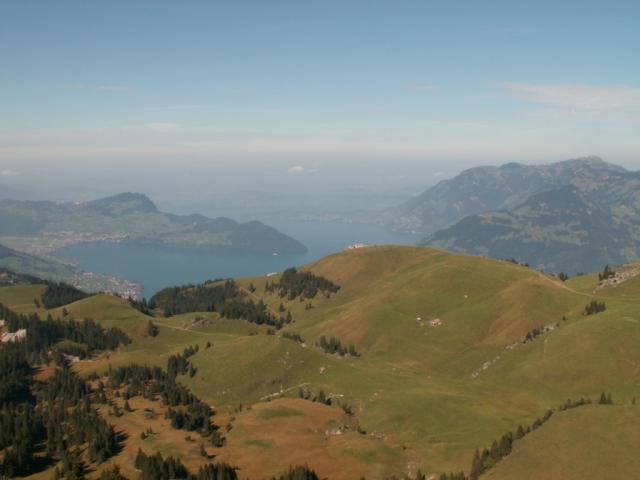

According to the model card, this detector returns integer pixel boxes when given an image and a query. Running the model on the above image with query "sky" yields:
[1,0,639,200]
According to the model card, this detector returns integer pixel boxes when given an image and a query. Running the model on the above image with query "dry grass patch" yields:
[213,397,405,480]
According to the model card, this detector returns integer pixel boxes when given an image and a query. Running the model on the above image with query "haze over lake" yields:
[53,219,419,298]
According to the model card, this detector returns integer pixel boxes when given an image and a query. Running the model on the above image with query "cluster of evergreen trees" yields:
[0,303,130,358]
[598,265,616,281]
[266,267,340,300]
[132,449,318,480]
[0,303,129,477]
[317,335,359,357]
[129,297,155,316]
[0,296,320,479]
[43,367,120,464]
[522,325,555,343]
[583,300,606,315]
[273,465,319,480]
[40,280,89,308]
[524,326,542,343]
[297,388,332,406]
[150,280,237,316]
[150,280,287,328]
[52,449,97,480]
[106,355,224,446]
[135,449,237,480]
[167,344,199,378]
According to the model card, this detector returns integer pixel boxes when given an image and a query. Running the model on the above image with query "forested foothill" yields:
[0,303,129,477]
[40,280,90,309]
[266,267,340,300]
[150,280,289,328]
[0,298,287,478]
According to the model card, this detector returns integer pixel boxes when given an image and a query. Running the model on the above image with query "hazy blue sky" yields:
[1,0,639,196]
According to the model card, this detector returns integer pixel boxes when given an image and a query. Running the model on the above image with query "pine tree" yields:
[147,320,159,337]
[470,448,482,479]
[100,465,129,480]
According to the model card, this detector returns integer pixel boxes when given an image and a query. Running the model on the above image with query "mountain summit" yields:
[402,157,640,273]
[81,192,159,216]
[387,156,628,236]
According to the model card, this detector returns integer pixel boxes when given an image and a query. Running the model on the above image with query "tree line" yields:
[266,267,340,300]
[438,395,608,480]
[317,335,359,357]
[104,348,224,447]
[122,449,319,480]
[1,303,130,358]
[0,304,129,477]
[150,280,289,328]
[40,280,90,309]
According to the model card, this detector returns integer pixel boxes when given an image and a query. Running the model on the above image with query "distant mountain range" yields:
[0,192,307,254]
[388,157,640,274]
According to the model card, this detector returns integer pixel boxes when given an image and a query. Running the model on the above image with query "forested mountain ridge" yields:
[423,184,637,274]
[382,156,640,274]
[387,156,627,235]
[421,166,640,274]
[0,192,307,254]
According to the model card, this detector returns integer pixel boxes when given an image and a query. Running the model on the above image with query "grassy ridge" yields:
[486,405,640,480]
[3,245,639,479]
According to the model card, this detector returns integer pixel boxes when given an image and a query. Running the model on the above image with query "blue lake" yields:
[53,220,420,298]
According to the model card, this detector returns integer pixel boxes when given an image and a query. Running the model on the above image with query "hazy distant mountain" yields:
[387,156,627,235]
[0,183,31,201]
[0,192,307,254]
[413,157,640,273]
[0,242,77,281]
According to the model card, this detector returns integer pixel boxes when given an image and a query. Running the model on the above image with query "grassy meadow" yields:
[1,246,638,479]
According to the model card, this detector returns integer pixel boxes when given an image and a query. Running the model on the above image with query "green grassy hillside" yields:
[485,405,640,480]
[3,245,639,479]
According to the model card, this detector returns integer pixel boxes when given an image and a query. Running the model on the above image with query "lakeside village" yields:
[71,270,141,301]
[0,263,141,300]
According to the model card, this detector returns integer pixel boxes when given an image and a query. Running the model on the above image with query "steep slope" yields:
[387,156,626,235]
[485,406,640,480]
[424,185,637,273]
[0,192,307,254]
[401,158,640,274]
